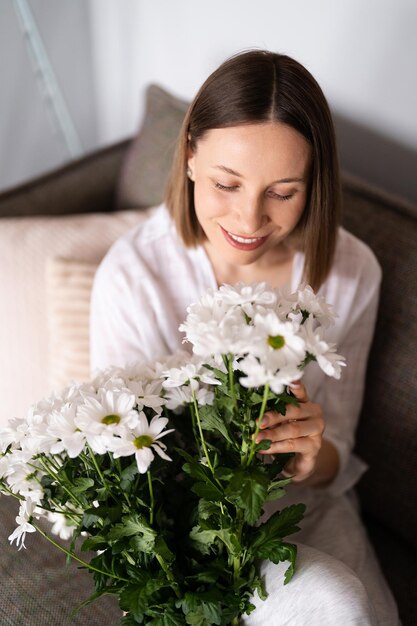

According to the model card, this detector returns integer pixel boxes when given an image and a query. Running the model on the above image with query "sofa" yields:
[0,84,415,626]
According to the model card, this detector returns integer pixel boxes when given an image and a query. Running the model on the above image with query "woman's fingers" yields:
[288,380,309,402]
[259,433,322,456]
[257,414,323,444]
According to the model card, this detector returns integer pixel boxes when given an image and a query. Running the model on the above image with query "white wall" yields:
[90,0,417,149]
[88,0,417,204]
[2,0,417,204]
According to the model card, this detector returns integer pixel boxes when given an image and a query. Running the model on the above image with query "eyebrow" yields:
[212,165,304,183]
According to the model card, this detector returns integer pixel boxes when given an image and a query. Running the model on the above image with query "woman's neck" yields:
[204,242,296,290]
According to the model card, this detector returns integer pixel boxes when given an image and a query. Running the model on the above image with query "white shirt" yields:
[90,204,382,497]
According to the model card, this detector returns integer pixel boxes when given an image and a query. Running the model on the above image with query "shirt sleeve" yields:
[89,242,168,374]
[315,253,382,496]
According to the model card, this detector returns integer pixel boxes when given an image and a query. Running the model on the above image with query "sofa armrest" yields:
[0,140,130,218]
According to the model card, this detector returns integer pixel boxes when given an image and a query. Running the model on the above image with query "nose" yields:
[235,194,266,234]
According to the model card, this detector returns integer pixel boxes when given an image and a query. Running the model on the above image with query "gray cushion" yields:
[116,84,189,210]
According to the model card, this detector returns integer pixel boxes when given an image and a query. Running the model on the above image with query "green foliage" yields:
[8,371,305,624]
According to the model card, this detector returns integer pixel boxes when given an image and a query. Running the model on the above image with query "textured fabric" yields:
[45,257,98,391]
[116,84,189,210]
[342,184,417,550]
[90,203,381,498]
[0,140,128,218]
[0,497,121,625]
[0,209,148,427]
[243,543,379,626]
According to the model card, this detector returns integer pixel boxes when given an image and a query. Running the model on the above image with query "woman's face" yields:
[187,122,311,270]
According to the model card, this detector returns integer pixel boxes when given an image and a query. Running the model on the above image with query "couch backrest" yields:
[341,175,417,549]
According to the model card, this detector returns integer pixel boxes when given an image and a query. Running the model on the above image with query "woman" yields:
[90,50,400,625]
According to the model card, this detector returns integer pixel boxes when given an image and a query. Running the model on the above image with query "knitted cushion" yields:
[46,257,98,392]
[0,210,148,427]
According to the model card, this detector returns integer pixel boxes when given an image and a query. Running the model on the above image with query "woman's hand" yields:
[255,380,326,483]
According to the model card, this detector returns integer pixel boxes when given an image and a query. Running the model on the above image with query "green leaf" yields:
[177,591,222,626]
[265,477,292,502]
[72,477,95,495]
[250,505,305,561]
[81,534,108,552]
[189,525,240,557]
[265,487,286,502]
[262,503,306,538]
[147,609,185,625]
[191,481,223,501]
[282,543,298,584]
[225,469,269,525]
[154,536,175,565]
[181,457,224,502]
[108,513,156,554]
[198,499,222,521]
[119,577,170,621]
[198,406,235,446]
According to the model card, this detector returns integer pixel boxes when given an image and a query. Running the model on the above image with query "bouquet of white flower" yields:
[0,282,345,625]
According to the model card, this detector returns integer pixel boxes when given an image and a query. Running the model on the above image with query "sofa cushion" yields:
[0,210,149,426]
[46,257,98,392]
[116,84,189,210]
[341,175,417,550]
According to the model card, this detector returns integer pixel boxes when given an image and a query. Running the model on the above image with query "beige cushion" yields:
[0,210,149,426]
[117,84,189,210]
[46,257,98,392]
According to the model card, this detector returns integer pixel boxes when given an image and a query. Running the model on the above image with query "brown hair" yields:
[165,49,340,291]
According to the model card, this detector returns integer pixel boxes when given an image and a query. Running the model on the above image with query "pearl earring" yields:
[187,167,194,181]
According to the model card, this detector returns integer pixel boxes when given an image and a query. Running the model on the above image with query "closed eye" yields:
[267,190,293,201]
[215,182,238,192]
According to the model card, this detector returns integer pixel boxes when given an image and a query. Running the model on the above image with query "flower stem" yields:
[246,384,269,467]
[192,392,215,476]
[155,554,181,598]
[147,471,154,525]
[33,523,130,583]
[228,355,237,416]
[86,444,106,485]
[34,458,85,509]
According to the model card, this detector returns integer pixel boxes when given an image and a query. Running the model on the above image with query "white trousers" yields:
[242,488,401,626]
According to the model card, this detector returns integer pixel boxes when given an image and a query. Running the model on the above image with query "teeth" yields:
[228,232,262,244]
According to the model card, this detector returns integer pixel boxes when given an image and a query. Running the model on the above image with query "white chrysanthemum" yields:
[2,450,43,497]
[47,404,87,458]
[74,389,139,454]
[293,285,336,327]
[218,282,277,317]
[301,317,346,379]
[108,413,174,474]
[47,511,77,540]
[239,354,302,394]
[163,361,220,390]
[126,378,166,414]
[8,498,39,550]
[0,417,27,452]
[251,311,306,366]
[163,386,193,411]
[180,307,254,358]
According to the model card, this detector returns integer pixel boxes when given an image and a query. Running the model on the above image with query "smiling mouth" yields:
[220,226,268,251]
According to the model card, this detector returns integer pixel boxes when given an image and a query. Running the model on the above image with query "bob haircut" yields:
[165,49,340,292]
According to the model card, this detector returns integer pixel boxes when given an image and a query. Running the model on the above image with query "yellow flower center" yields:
[134,435,153,449]
[101,414,121,425]
[268,335,285,350]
